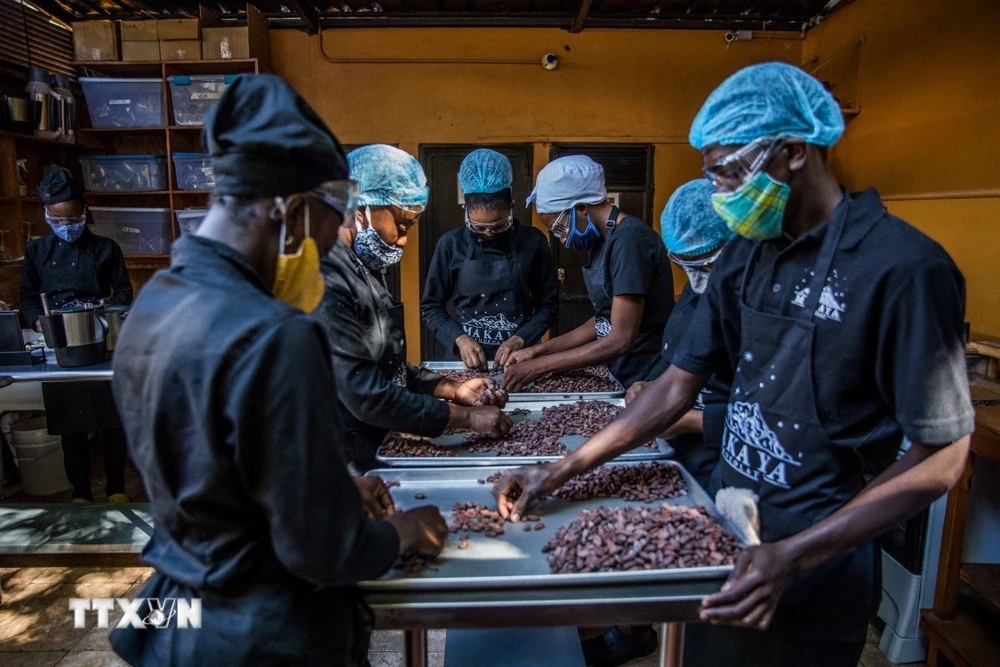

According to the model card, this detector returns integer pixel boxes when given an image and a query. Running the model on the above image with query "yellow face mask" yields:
[273,202,325,313]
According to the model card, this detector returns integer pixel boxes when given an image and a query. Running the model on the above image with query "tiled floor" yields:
[1,567,921,666]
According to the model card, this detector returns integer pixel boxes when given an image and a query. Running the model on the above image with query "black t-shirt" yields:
[673,189,974,463]
[586,216,674,386]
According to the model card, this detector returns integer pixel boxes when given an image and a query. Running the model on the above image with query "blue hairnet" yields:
[689,62,844,149]
[459,148,513,195]
[348,144,429,209]
[660,180,735,255]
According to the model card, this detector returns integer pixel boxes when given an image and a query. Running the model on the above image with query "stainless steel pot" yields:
[1,96,32,133]
[100,306,129,352]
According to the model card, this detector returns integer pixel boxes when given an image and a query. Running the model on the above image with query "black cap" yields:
[202,74,348,198]
[38,168,83,206]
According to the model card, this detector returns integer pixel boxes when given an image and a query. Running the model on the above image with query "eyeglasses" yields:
[44,206,87,225]
[465,209,513,235]
[668,246,724,270]
[703,137,787,192]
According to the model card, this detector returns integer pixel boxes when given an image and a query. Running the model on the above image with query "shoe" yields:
[71,498,93,505]
[582,626,658,667]
[107,493,130,504]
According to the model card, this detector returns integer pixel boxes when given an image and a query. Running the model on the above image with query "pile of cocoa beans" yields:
[530,366,621,394]
[380,434,456,458]
[439,365,620,394]
[541,400,624,437]
[543,504,743,573]
[393,550,440,577]
[553,463,687,502]
[463,419,566,457]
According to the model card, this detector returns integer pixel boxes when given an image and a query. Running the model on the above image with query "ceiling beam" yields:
[285,0,319,34]
[569,0,593,33]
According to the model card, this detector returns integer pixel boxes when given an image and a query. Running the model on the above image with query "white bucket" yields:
[10,418,71,496]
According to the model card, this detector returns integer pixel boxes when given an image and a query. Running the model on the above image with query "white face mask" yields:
[684,267,711,295]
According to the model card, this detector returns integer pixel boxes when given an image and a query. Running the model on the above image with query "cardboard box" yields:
[156,18,200,41]
[72,21,120,61]
[122,40,161,62]
[200,5,270,68]
[120,20,158,42]
[159,40,202,61]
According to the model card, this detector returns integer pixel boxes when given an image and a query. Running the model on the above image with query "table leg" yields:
[404,629,428,667]
[658,622,685,667]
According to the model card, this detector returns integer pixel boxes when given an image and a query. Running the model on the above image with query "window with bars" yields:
[0,0,74,79]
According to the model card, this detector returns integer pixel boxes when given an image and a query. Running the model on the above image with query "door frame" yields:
[417,143,534,361]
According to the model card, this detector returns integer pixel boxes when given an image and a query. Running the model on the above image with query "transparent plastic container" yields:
[172,153,215,190]
[80,155,167,192]
[175,208,208,236]
[79,78,165,128]
[168,75,236,126]
[90,207,172,254]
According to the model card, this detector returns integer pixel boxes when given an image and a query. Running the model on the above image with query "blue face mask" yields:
[47,220,87,244]
[565,208,602,250]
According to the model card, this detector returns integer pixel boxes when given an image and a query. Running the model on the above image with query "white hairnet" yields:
[526,156,607,214]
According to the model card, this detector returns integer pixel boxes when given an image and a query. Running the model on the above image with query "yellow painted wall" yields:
[803,0,1000,339]
[269,28,801,360]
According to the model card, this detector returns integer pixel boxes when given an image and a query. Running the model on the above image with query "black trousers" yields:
[42,381,127,500]
[61,429,127,500]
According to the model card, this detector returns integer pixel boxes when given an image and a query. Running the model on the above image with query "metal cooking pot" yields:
[1,96,32,133]
[100,306,129,353]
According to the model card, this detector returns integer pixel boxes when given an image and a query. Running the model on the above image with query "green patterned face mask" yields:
[711,170,791,241]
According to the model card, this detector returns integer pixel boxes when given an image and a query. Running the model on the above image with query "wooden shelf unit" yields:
[921,404,1000,666]
[73,59,260,272]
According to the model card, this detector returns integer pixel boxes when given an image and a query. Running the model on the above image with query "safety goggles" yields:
[308,180,360,223]
[548,209,572,240]
[668,245,724,270]
[44,206,87,226]
[465,209,513,235]
[703,137,787,193]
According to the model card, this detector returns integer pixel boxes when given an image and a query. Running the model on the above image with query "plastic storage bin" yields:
[175,208,208,236]
[172,153,215,190]
[90,207,172,254]
[80,78,164,128]
[168,75,236,126]
[80,155,167,192]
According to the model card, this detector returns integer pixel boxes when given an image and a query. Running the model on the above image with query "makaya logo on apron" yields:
[723,401,802,489]
[462,312,519,345]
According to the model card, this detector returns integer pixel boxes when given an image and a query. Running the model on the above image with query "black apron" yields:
[453,234,532,357]
[38,243,119,435]
[655,286,722,490]
[690,200,878,667]
[340,271,407,473]
[581,208,661,388]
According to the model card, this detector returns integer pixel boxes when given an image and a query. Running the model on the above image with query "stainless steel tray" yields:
[420,361,625,400]
[361,461,751,592]
[378,398,672,467]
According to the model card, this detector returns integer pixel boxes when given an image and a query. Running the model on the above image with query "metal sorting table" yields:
[420,361,625,400]
[378,397,673,467]
[0,361,113,383]
[361,462,750,665]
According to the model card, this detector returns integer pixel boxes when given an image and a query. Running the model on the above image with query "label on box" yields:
[123,227,140,235]
[191,92,222,101]
[109,99,132,106]
[200,167,214,178]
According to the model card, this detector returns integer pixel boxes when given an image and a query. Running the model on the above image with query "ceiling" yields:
[34,0,854,33]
